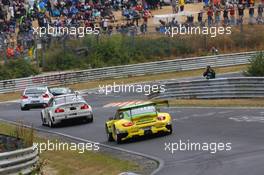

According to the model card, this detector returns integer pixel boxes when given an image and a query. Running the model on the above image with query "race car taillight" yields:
[42,94,49,98]
[55,108,64,113]
[157,116,166,121]
[21,95,28,99]
[122,122,134,127]
[81,104,89,110]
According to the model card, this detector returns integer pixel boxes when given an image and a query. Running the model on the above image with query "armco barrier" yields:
[148,77,264,99]
[0,146,39,175]
[0,51,259,94]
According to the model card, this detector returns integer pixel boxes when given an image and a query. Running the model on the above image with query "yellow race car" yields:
[105,101,172,144]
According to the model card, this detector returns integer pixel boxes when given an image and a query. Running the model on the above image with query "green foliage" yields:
[246,52,264,76]
[42,35,197,71]
[0,59,39,80]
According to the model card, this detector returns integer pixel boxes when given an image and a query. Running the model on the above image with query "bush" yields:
[246,52,264,76]
[0,59,39,80]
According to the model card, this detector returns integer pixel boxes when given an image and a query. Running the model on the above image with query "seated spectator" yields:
[203,66,216,79]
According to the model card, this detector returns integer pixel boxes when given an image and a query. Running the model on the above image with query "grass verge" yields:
[0,122,140,175]
[0,64,248,102]
[169,99,264,107]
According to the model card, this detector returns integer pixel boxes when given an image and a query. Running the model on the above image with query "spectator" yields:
[207,6,213,26]
[140,21,147,34]
[237,3,245,25]
[198,10,203,25]
[230,5,236,25]
[249,4,255,24]
[214,5,221,26]
[211,46,219,55]
[179,0,185,11]
[257,2,264,23]
[223,6,229,25]
[171,0,178,14]
[203,66,216,79]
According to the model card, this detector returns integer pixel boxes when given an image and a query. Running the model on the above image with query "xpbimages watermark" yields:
[164,140,232,154]
[33,140,100,154]
[98,82,166,95]
[164,25,232,38]
[33,25,100,37]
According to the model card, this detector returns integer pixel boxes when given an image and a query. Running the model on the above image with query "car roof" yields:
[49,87,71,90]
[26,86,47,90]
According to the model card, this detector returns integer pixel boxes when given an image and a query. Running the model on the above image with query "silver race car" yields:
[41,94,93,127]
[20,87,53,110]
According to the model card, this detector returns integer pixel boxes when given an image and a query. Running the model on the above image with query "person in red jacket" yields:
[230,5,235,25]
[207,6,213,26]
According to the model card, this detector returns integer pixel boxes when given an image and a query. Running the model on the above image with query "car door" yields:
[43,98,54,119]
[107,111,122,132]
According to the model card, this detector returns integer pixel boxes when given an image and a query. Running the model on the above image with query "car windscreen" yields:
[25,87,46,95]
[54,95,83,105]
[50,88,72,95]
[122,105,156,118]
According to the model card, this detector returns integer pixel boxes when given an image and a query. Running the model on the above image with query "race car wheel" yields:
[113,126,122,144]
[88,114,93,123]
[105,124,114,142]
[48,115,55,128]
[167,124,173,135]
[84,114,93,123]
[41,113,46,126]
[21,106,29,111]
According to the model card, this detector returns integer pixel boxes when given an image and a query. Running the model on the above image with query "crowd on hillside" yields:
[0,0,264,59]
[0,0,159,58]
[155,0,264,34]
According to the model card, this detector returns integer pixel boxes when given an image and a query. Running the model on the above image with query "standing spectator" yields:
[207,6,213,26]
[140,21,147,34]
[230,5,236,25]
[257,2,264,23]
[171,0,178,14]
[237,3,245,25]
[179,0,185,12]
[214,5,221,26]
[249,4,255,24]
[2,0,10,20]
[223,6,229,25]
[198,10,203,25]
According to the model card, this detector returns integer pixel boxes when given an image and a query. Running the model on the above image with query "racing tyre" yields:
[88,114,93,123]
[113,126,122,144]
[167,124,173,135]
[41,113,46,126]
[105,124,114,142]
[21,106,29,111]
[48,115,55,128]
[85,114,93,123]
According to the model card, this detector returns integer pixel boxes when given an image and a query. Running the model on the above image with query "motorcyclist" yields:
[203,66,216,79]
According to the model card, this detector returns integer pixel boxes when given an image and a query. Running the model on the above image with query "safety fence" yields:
[148,77,264,99]
[0,146,39,175]
[0,51,259,94]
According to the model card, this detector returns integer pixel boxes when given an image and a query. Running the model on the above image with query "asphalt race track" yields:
[1,74,264,175]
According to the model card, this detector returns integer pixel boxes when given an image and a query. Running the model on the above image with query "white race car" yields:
[41,94,93,127]
[20,87,53,110]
